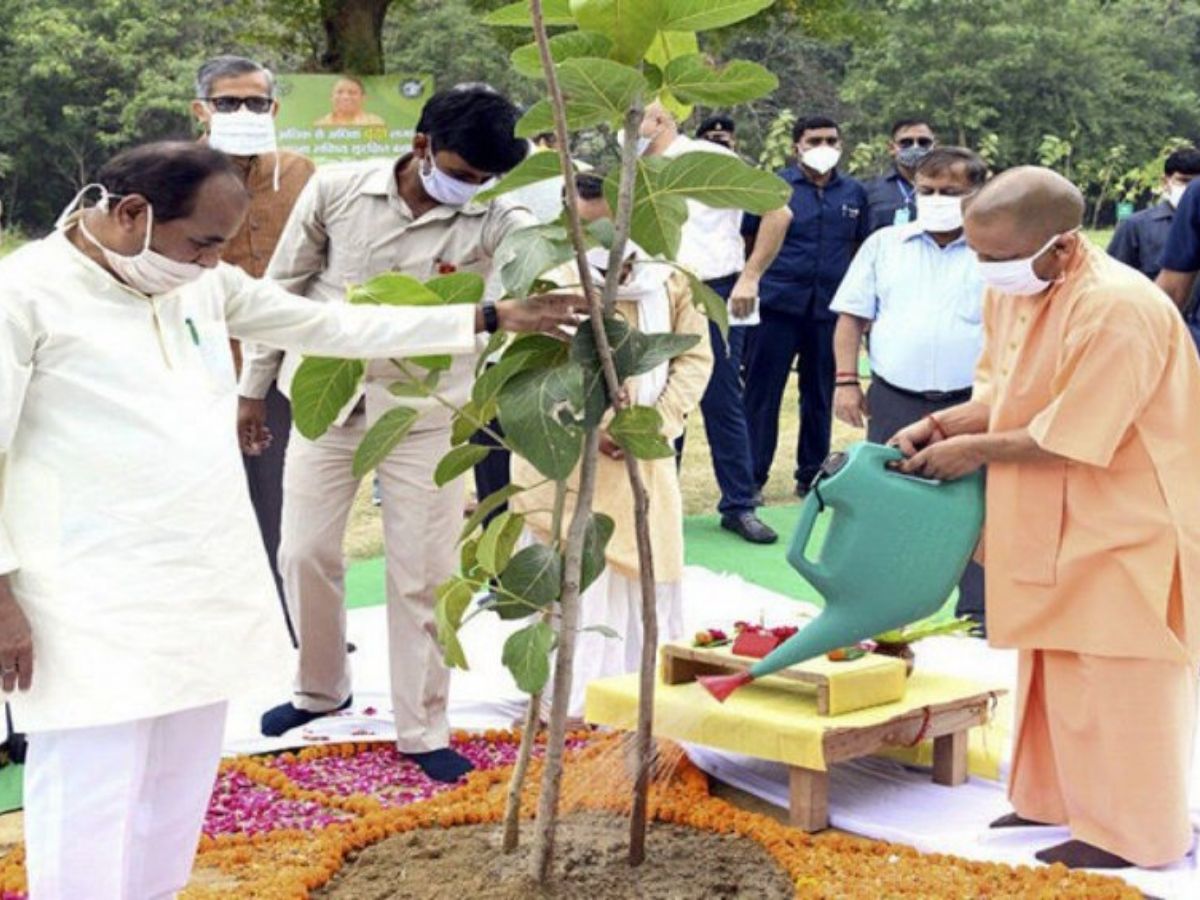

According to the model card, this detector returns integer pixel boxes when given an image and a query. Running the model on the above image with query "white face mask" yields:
[617,128,659,156]
[61,186,208,296]
[419,153,489,207]
[915,193,965,233]
[975,232,1069,297]
[1168,182,1189,208]
[800,144,841,175]
[207,108,278,157]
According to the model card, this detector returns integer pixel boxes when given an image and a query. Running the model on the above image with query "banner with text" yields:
[275,73,431,163]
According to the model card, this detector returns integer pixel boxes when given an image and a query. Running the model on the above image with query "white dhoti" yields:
[24,701,227,900]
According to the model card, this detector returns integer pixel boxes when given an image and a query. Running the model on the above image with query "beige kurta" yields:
[0,231,478,732]
[511,272,713,581]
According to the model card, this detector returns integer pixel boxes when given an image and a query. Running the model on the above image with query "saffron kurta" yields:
[0,231,479,733]
[974,239,1200,865]
[975,240,1200,663]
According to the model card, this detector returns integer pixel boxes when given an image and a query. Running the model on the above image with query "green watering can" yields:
[701,442,985,702]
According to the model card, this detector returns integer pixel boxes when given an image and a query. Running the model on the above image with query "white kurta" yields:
[0,231,477,732]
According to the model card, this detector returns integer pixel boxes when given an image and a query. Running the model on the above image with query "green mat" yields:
[0,763,22,814]
[345,502,823,609]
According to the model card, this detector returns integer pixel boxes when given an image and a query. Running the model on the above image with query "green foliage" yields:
[352,406,420,477]
[478,511,527,574]
[434,577,475,669]
[502,621,556,692]
[663,55,777,106]
[608,405,676,459]
[434,443,492,487]
[290,358,366,440]
[580,513,616,591]
[498,543,564,610]
[496,364,587,480]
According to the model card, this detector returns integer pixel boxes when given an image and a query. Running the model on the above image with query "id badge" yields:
[893,207,911,226]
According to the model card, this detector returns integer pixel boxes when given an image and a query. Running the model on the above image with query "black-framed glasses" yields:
[897,137,935,149]
[205,95,273,114]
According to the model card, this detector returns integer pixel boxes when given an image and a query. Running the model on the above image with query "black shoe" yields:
[720,512,778,544]
[795,481,811,498]
[751,489,764,507]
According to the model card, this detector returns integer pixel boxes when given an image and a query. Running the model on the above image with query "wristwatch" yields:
[482,300,500,334]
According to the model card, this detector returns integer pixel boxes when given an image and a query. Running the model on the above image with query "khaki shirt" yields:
[239,156,535,428]
[975,239,1200,662]
[221,150,315,372]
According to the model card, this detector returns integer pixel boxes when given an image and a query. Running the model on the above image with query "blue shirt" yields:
[1108,201,1175,280]
[745,166,868,321]
[863,166,917,234]
[829,222,984,392]
[1160,180,1200,274]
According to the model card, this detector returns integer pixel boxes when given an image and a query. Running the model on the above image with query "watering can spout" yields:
[698,671,753,703]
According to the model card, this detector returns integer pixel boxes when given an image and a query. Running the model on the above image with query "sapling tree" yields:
[290,0,789,882]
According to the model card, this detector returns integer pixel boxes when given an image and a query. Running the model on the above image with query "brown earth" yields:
[317,812,794,899]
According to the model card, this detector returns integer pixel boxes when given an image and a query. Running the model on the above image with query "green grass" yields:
[0,230,24,258]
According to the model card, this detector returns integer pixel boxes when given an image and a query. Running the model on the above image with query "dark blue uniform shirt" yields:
[744,166,868,321]
[863,166,917,234]
[1107,201,1175,280]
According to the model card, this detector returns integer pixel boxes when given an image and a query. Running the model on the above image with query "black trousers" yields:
[866,378,986,624]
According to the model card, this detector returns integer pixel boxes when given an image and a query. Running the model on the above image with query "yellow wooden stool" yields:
[585,653,1005,833]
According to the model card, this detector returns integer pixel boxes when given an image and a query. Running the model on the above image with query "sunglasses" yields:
[206,95,273,114]
[897,137,935,149]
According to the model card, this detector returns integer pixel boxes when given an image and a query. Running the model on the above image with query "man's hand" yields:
[495,294,585,337]
[237,397,273,457]
[0,583,33,692]
[834,384,868,428]
[889,416,941,457]
[897,435,986,481]
[729,273,759,319]
[599,432,625,460]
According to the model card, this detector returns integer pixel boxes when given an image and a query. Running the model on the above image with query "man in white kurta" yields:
[0,141,574,899]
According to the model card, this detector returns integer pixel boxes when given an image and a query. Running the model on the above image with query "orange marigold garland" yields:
[0,729,1140,898]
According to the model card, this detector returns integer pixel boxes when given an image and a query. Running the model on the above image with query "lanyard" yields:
[896,178,914,205]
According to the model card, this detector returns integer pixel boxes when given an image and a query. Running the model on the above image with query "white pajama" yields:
[24,702,227,900]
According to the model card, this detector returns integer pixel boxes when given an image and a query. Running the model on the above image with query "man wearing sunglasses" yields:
[863,118,938,234]
[191,56,315,647]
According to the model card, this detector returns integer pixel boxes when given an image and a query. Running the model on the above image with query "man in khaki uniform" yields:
[244,85,536,781]
[191,55,315,641]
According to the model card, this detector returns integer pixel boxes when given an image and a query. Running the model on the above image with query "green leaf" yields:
[388,369,441,398]
[631,331,700,375]
[499,543,563,610]
[461,482,525,541]
[290,357,364,440]
[485,0,575,26]
[605,158,688,258]
[586,217,616,250]
[497,364,586,481]
[352,407,420,477]
[451,399,495,446]
[410,354,453,372]
[434,443,491,488]
[502,621,556,694]
[581,513,615,592]
[663,54,778,105]
[347,273,443,306]
[478,511,526,575]
[685,270,729,339]
[645,30,699,119]
[511,30,614,80]
[570,0,667,64]
[426,272,485,305]
[502,333,573,369]
[460,538,481,579]
[608,405,676,459]
[476,331,509,376]
[472,336,567,416]
[497,223,575,297]
[434,577,475,670]
[475,152,569,205]
[661,0,774,32]
[580,624,620,639]
[517,57,648,137]
[660,151,792,213]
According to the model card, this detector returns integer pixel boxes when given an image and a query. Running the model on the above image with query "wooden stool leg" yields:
[932,730,969,786]
[788,766,830,832]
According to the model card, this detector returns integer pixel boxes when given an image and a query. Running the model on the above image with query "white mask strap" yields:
[55,183,108,230]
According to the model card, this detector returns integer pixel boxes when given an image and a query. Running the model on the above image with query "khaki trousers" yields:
[279,411,462,753]
[1009,648,1197,867]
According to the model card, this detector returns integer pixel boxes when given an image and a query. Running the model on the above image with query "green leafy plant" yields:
[290,0,789,880]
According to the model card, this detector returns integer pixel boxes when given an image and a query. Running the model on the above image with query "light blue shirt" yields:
[830,222,984,392]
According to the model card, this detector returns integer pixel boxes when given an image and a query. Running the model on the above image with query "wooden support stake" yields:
[932,729,969,787]
[788,766,830,832]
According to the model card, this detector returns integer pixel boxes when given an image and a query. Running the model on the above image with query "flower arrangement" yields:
[0,730,1138,898]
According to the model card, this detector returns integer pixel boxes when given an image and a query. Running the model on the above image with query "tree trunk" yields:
[502,689,541,853]
[320,0,393,74]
